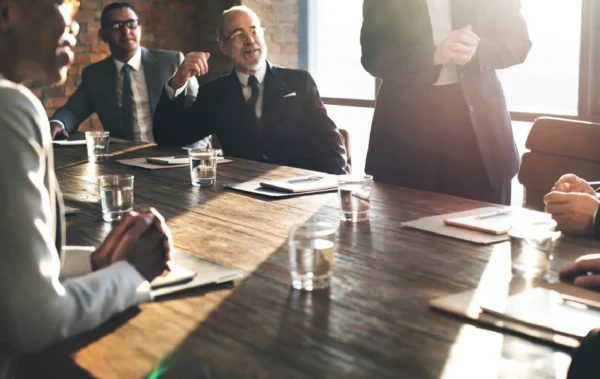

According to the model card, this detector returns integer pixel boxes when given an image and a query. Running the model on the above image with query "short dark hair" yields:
[100,2,137,28]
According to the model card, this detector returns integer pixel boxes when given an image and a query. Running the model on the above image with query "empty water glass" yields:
[189,148,217,187]
[288,221,338,291]
[338,175,373,222]
[509,219,559,279]
[98,174,134,222]
[85,131,110,162]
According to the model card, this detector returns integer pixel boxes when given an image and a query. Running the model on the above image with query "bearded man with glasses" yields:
[48,2,205,146]
[0,1,174,377]
[153,5,347,175]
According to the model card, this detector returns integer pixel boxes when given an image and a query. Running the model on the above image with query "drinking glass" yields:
[337,175,373,222]
[98,174,134,222]
[189,148,217,187]
[85,131,110,162]
[508,219,559,279]
[288,221,338,291]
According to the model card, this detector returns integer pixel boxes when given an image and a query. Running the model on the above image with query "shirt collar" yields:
[236,62,267,87]
[113,47,142,72]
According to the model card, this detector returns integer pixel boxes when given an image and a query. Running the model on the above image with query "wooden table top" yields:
[45,144,600,379]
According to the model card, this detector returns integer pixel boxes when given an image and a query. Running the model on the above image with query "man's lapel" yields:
[141,47,162,116]
[261,63,290,134]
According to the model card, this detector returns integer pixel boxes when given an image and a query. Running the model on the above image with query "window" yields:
[498,0,583,116]
[306,0,375,101]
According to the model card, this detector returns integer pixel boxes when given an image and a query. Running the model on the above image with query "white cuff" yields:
[105,261,153,303]
[165,81,188,99]
[60,245,95,279]
[49,119,66,131]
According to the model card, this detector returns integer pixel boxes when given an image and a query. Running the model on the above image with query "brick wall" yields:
[242,0,299,69]
[32,0,298,132]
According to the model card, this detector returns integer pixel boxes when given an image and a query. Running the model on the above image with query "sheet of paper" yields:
[117,157,233,170]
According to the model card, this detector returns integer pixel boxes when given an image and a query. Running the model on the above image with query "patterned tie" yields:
[247,75,259,119]
[121,64,134,140]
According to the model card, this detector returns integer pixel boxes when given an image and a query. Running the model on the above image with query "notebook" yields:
[444,208,514,235]
[52,138,87,146]
[443,208,552,236]
[151,262,196,288]
[150,249,244,298]
[226,181,337,198]
[480,287,600,340]
[259,175,338,193]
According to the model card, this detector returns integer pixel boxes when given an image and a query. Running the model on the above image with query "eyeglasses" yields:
[103,19,139,32]
[225,27,265,43]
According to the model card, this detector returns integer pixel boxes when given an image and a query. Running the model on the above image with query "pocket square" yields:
[283,92,297,98]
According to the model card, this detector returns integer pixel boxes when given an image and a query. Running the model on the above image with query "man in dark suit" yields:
[49,2,199,142]
[153,5,347,175]
[361,0,531,205]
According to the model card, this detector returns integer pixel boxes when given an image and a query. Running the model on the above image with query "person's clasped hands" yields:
[91,208,174,282]
[434,25,480,66]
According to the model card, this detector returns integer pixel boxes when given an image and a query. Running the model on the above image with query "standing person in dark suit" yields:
[49,2,200,143]
[360,0,531,205]
[153,5,347,175]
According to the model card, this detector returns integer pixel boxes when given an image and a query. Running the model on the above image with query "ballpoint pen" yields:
[474,209,513,220]
[287,176,323,183]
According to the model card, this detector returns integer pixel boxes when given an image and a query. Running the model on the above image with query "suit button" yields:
[459,72,465,79]
[469,105,474,112]
[262,154,268,160]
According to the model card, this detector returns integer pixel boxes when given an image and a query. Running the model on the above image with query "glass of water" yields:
[189,148,217,187]
[98,174,134,222]
[288,221,338,291]
[508,219,559,279]
[337,175,373,222]
[85,131,110,163]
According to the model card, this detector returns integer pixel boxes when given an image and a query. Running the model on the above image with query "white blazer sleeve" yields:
[0,83,152,355]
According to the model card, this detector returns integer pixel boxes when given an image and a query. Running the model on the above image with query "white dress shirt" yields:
[114,48,154,142]
[426,0,459,85]
[166,63,268,119]
[0,74,151,379]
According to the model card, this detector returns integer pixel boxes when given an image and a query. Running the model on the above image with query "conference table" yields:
[44,142,600,378]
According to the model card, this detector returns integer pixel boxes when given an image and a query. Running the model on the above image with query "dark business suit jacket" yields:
[51,47,189,139]
[361,0,531,189]
[153,63,347,175]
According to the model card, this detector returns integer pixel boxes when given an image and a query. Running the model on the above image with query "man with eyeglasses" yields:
[0,1,173,377]
[48,2,201,143]
[153,5,347,175]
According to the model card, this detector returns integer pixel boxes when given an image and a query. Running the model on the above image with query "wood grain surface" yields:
[38,143,600,379]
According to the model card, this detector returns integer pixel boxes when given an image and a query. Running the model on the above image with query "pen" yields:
[560,294,600,312]
[474,209,513,220]
[288,176,323,183]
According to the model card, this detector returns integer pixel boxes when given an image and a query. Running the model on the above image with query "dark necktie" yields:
[121,64,134,140]
[247,75,259,119]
